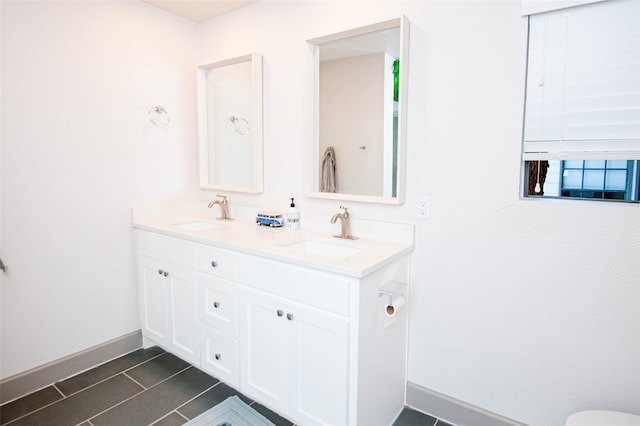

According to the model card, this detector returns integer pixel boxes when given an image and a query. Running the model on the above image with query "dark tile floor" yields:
[0,346,453,426]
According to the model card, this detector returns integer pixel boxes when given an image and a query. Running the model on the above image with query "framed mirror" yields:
[197,53,263,193]
[308,17,409,204]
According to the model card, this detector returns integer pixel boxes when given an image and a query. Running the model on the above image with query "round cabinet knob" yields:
[214,353,221,360]
[276,309,284,317]
[158,269,163,275]
[211,261,218,268]
[213,301,220,308]
[163,271,169,277]
[286,313,294,321]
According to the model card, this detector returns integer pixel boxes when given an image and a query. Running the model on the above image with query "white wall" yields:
[197,2,640,426]
[0,1,200,379]
[1,1,638,426]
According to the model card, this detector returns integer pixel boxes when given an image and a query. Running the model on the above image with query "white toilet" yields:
[566,410,640,426]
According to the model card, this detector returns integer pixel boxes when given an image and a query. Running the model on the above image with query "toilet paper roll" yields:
[385,296,405,318]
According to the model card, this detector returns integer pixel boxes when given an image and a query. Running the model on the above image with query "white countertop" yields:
[132,214,414,278]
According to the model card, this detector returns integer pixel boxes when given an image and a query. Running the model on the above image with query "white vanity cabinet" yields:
[135,225,411,426]
[240,286,349,426]
[138,231,199,364]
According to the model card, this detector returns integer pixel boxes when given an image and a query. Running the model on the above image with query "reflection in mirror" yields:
[308,17,409,204]
[197,53,263,193]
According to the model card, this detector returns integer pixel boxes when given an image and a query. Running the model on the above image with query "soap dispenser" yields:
[286,197,300,230]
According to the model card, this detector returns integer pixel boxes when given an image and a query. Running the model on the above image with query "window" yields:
[522,0,640,202]
[561,160,637,200]
[524,159,640,201]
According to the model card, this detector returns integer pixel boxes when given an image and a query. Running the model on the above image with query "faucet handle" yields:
[339,205,350,216]
[216,194,228,204]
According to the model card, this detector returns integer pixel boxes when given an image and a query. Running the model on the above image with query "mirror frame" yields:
[197,53,264,193]
[307,16,409,205]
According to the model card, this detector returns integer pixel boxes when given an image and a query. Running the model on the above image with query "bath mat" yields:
[185,395,275,426]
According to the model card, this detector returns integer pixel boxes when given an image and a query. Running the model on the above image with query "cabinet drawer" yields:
[138,231,197,268]
[197,245,238,281]
[198,273,238,336]
[238,257,352,316]
[200,325,239,388]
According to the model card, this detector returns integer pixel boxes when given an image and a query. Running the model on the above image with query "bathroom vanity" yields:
[133,210,413,426]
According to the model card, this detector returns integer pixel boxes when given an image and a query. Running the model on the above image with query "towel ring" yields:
[149,105,170,128]
[230,116,250,135]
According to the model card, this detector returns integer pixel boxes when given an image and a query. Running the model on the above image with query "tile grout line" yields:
[175,410,190,421]
[3,383,72,425]
[82,382,147,426]
[83,350,166,394]
[7,354,187,426]
[123,371,148,391]
[52,384,66,398]
[29,372,149,426]
[119,351,167,376]
[2,351,204,426]
[84,365,193,425]
[173,380,222,419]
[2,352,169,424]
[81,350,166,395]
[2,391,69,426]
[55,350,167,399]
[148,409,188,426]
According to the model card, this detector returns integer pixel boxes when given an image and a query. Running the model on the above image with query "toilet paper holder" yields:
[379,280,407,307]
[379,281,407,327]
[379,280,406,299]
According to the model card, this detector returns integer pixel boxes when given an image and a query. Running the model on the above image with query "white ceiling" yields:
[142,0,258,23]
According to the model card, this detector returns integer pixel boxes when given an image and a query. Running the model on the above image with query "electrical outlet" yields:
[417,196,430,220]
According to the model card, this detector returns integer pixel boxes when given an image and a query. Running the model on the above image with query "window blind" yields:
[522,0,640,161]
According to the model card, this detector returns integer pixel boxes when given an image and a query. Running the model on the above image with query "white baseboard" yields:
[406,381,528,426]
[0,330,142,404]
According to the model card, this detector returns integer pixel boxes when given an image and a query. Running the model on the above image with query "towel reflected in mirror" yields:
[321,146,337,192]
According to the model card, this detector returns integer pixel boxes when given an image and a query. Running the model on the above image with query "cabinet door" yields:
[289,305,349,426]
[240,288,350,425]
[240,289,290,413]
[167,263,198,364]
[139,257,169,346]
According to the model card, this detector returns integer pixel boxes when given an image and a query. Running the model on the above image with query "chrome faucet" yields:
[207,194,229,220]
[331,205,357,240]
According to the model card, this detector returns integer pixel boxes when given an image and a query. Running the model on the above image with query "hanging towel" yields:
[320,146,337,193]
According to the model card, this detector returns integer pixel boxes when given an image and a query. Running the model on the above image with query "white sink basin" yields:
[171,220,222,231]
[277,237,367,259]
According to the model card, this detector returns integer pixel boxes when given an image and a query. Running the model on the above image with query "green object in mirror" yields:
[393,59,399,102]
